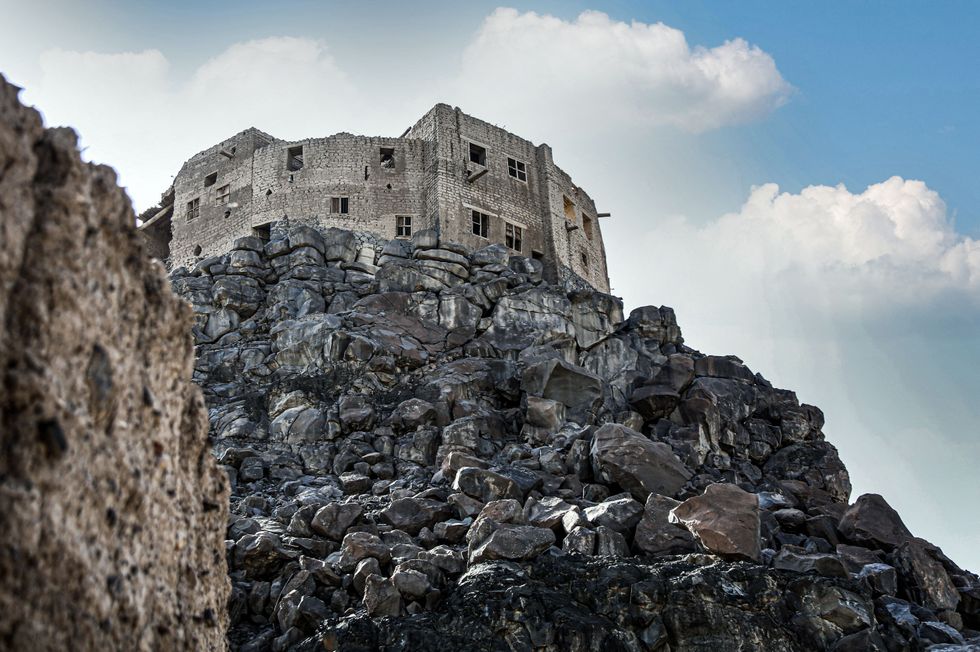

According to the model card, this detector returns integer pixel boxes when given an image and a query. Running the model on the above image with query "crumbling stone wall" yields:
[151,104,611,292]
[249,134,431,247]
[170,127,273,268]
[0,76,229,651]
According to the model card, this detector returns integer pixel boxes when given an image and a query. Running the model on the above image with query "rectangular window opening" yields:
[215,184,231,205]
[580,252,589,270]
[253,223,272,242]
[469,142,486,166]
[186,197,200,220]
[380,147,395,168]
[396,215,412,238]
[203,172,217,188]
[532,250,544,261]
[287,145,304,172]
[330,196,349,214]
[507,157,527,182]
[563,195,576,222]
[471,210,490,238]
[583,214,594,240]
[505,222,523,252]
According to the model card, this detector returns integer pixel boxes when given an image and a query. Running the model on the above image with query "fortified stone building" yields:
[140,104,611,292]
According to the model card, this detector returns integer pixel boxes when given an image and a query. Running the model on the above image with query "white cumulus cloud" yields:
[619,176,980,328]
[454,8,793,134]
[23,37,360,211]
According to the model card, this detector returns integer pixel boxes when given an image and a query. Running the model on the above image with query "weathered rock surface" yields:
[838,493,913,550]
[0,77,228,650]
[590,423,693,501]
[670,483,762,562]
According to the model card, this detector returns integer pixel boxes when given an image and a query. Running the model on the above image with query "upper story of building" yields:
[139,104,611,292]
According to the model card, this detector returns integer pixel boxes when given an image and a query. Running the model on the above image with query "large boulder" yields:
[893,538,960,611]
[670,483,761,562]
[838,494,913,550]
[590,423,692,501]
[523,358,603,424]
[0,78,228,651]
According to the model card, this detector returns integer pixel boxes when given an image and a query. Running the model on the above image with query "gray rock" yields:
[595,525,630,557]
[629,384,681,422]
[322,227,357,262]
[523,358,602,425]
[468,524,555,564]
[590,423,692,501]
[772,548,847,578]
[310,502,363,541]
[634,494,697,556]
[339,532,391,569]
[524,496,575,531]
[391,398,438,432]
[411,228,439,251]
[563,526,597,555]
[363,575,401,616]
[452,467,523,503]
[353,557,382,594]
[858,562,898,596]
[392,567,433,601]
[582,494,644,534]
[893,537,960,611]
[379,497,452,536]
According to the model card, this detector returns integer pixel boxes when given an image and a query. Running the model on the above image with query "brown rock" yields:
[838,494,913,550]
[893,537,960,611]
[670,483,761,562]
[0,77,228,650]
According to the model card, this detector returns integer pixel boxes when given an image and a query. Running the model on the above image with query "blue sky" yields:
[2,0,978,570]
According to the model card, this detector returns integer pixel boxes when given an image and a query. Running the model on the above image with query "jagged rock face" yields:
[0,78,229,651]
[178,225,980,651]
[179,222,980,650]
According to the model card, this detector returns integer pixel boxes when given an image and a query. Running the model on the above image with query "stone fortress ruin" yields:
[139,104,611,292]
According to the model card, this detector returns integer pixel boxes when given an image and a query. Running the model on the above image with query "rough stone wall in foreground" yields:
[0,77,230,651]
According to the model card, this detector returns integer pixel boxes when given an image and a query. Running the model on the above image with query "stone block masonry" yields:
[140,104,611,293]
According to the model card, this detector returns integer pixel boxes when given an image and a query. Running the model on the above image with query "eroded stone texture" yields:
[0,77,229,651]
[168,160,979,649]
[670,483,762,562]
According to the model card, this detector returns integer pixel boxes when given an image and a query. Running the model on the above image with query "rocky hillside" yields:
[178,222,980,651]
[0,78,229,650]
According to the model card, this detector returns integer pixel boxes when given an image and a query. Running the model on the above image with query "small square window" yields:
[215,184,230,205]
[186,197,200,220]
[204,172,217,188]
[469,143,486,166]
[563,195,576,222]
[396,215,412,238]
[507,158,527,182]
[330,196,349,214]
[287,145,304,172]
[582,214,594,240]
[471,210,490,238]
[380,147,395,168]
[505,222,523,252]
[253,223,272,242]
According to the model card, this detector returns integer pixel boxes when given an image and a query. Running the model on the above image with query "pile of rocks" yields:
[176,225,980,651]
